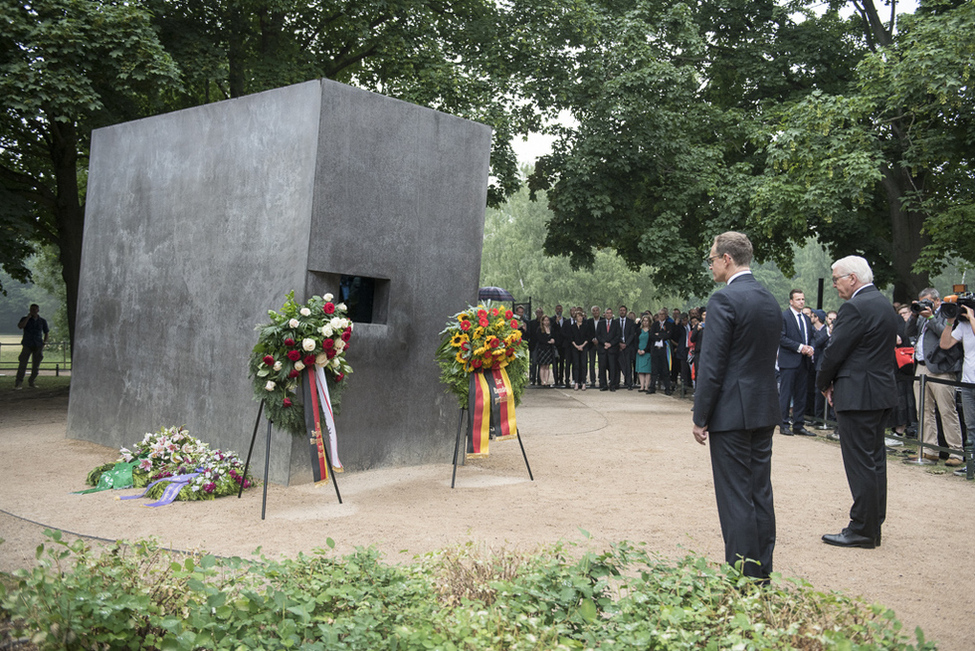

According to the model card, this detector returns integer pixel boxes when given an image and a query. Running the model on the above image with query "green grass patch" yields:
[0,531,934,650]
[0,337,71,371]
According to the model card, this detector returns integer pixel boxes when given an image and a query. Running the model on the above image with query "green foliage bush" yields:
[1,531,935,650]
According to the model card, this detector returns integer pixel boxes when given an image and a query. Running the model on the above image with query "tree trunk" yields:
[48,119,84,353]
[881,164,929,303]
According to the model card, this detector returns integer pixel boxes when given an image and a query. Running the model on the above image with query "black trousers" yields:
[587,347,598,385]
[708,425,776,580]
[650,346,671,392]
[570,348,587,386]
[597,349,619,389]
[778,361,809,429]
[619,346,634,387]
[836,408,889,541]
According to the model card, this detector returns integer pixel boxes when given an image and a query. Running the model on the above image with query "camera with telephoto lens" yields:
[940,292,975,321]
[911,299,935,315]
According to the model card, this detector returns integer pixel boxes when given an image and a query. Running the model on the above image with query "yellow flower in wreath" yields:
[455,351,468,365]
[450,332,469,348]
[472,326,485,341]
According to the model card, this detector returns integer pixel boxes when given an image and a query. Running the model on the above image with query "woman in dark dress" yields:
[568,310,591,390]
[533,315,557,387]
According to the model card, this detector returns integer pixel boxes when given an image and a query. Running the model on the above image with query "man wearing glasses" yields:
[693,232,781,581]
[816,256,899,549]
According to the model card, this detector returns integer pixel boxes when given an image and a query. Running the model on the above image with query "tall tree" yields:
[0,0,181,344]
[528,0,973,301]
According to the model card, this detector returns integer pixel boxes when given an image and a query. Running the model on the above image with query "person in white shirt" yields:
[939,303,975,474]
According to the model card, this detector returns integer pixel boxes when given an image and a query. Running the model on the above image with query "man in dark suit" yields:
[551,304,569,388]
[527,308,544,385]
[778,290,816,436]
[817,256,899,549]
[586,305,601,387]
[649,308,675,394]
[596,307,622,391]
[693,232,781,581]
[617,305,637,389]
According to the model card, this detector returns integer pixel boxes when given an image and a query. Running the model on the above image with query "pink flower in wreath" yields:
[283,398,292,407]
[284,338,295,347]
[288,369,300,379]
[341,329,351,342]
[303,354,316,366]
[322,338,335,350]
[323,302,336,315]
[263,355,275,366]
[287,350,302,361]
[336,372,345,382]
[139,458,153,471]
[326,348,337,360]
[203,482,216,494]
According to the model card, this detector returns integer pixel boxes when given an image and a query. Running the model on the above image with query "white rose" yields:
[302,338,316,351]
[265,380,276,391]
[288,318,300,328]
[323,324,334,337]
[273,361,282,371]
[300,307,311,316]
[330,317,343,329]
[331,358,341,370]
[316,352,329,367]
[336,303,347,312]
[294,361,305,371]
[323,293,334,302]
[335,340,345,353]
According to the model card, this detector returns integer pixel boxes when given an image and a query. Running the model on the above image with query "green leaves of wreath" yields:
[249,291,354,436]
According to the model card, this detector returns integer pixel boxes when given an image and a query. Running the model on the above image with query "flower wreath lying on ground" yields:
[435,300,529,409]
[248,290,353,436]
[84,426,254,501]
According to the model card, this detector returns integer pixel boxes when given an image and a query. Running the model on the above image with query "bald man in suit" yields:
[693,232,782,581]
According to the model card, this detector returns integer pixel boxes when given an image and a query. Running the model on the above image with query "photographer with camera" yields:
[906,288,965,466]
[939,298,975,475]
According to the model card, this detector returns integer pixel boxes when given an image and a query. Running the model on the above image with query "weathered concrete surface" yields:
[69,79,492,484]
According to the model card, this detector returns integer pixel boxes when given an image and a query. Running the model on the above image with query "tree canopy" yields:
[528,0,975,302]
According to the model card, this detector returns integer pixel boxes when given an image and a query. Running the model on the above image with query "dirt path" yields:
[1,386,972,649]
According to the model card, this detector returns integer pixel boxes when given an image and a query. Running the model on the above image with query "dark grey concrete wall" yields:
[68,79,492,485]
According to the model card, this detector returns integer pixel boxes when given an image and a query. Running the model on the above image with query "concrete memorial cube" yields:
[67,79,492,485]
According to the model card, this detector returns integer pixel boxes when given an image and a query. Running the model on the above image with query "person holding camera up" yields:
[938,299,975,475]
[906,288,965,467]
[15,303,49,390]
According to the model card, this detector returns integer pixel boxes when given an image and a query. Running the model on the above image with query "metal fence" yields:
[0,340,72,375]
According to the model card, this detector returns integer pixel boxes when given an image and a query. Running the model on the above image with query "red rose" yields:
[341,329,351,342]
[342,340,350,350]
[510,320,519,329]
[323,338,335,350]
[284,338,295,347]
[283,398,292,407]
[287,350,302,361]
[263,355,275,366]
[323,302,336,314]
[303,355,316,366]
[288,369,300,378]
[326,348,337,359]
[336,372,345,382]
[460,320,471,331]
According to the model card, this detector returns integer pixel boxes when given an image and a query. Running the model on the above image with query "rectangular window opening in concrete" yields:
[308,271,389,324]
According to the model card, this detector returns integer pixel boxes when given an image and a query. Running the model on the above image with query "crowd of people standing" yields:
[515,303,703,396]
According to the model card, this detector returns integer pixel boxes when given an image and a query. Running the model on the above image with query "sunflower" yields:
[450,332,469,347]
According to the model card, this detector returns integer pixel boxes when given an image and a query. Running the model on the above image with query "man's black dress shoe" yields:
[794,428,816,437]
[780,428,794,436]
[600,387,609,392]
[822,530,877,549]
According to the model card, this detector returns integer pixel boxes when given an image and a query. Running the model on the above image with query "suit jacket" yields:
[567,321,592,349]
[693,273,782,432]
[551,314,570,349]
[619,317,638,349]
[595,317,622,352]
[585,317,600,346]
[812,325,830,372]
[816,285,899,412]
[650,319,674,348]
[779,309,813,369]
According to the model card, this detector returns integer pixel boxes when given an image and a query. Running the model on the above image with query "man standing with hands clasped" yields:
[816,256,899,549]
[692,232,781,581]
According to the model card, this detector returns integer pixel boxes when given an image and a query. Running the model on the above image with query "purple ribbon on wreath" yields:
[119,471,202,507]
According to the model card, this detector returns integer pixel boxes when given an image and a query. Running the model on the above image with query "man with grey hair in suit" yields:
[693,231,781,581]
[817,255,899,549]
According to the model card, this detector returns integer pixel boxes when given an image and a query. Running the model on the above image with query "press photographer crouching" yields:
[938,293,975,476]
[905,288,965,466]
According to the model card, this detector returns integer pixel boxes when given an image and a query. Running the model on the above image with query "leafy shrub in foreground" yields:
[0,531,936,650]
